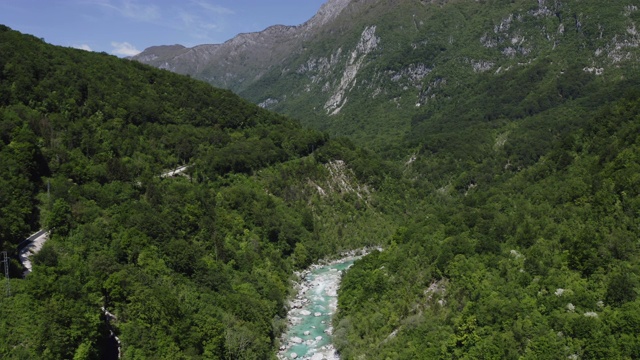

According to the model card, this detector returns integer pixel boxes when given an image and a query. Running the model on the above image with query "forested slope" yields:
[237,0,640,151]
[328,3,640,355]
[0,26,394,359]
[3,0,640,355]
[334,53,640,360]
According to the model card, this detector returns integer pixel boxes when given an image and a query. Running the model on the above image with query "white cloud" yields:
[178,10,218,32]
[120,0,160,21]
[192,1,234,15]
[179,11,196,27]
[200,23,218,30]
[73,44,93,51]
[84,0,235,48]
[85,0,160,22]
[171,1,234,43]
[111,41,141,56]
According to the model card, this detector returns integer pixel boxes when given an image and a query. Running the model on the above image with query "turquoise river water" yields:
[277,258,357,360]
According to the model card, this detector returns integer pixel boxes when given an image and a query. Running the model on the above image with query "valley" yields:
[278,254,360,360]
[1,0,640,359]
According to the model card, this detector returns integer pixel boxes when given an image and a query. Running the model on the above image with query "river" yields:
[277,251,370,360]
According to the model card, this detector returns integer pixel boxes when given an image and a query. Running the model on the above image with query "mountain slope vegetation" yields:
[2,0,640,358]
[336,90,640,358]
[137,0,637,358]
[136,0,640,150]
[0,25,393,359]
[242,0,640,149]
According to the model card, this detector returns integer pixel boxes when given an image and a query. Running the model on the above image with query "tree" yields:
[46,198,71,235]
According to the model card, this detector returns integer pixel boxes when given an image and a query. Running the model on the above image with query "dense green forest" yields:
[335,90,640,358]
[316,1,640,357]
[0,26,393,359]
[2,0,640,355]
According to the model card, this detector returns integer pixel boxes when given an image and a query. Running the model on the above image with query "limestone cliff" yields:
[134,0,640,146]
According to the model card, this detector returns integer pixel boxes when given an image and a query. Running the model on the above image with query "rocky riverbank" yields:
[277,247,381,360]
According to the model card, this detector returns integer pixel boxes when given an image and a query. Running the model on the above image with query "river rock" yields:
[277,250,373,360]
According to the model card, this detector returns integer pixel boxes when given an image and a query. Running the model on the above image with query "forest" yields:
[1,3,640,356]
[336,90,640,359]
[0,26,391,359]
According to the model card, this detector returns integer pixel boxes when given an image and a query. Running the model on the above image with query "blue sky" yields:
[0,0,327,56]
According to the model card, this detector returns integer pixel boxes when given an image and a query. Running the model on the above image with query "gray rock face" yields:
[131,0,353,92]
[133,0,640,149]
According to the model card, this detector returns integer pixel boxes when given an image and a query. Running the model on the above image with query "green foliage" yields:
[46,199,71,236]
[235,0,639,154]
[2,0,640,357]
[336,92,640,358]
[0,26,390,359]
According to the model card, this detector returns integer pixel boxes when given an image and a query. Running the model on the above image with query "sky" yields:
[0,0,328,57]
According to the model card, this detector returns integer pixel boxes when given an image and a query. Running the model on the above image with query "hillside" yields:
[133,0,640,358]
[0,25,394,359]
[3,0,640,358]
[134,0,640,149]
[335,91,640,358]
[131,0,352,94]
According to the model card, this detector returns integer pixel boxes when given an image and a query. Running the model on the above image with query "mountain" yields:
[0,25,392,359]
[132,0,352,93]
[3,0,640,358]
[133,1,640,358]
[134,0,640,148]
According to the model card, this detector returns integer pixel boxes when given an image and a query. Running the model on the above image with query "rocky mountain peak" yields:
[303,0,352,30]
[132,0,354,91]
[133,0,640,148]
[132,44,186,63]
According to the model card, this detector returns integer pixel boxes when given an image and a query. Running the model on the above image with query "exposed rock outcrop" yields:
[324,26,379,115]
[131,0,353,92]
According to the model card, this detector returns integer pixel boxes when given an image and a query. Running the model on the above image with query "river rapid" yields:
[277,249,375,360]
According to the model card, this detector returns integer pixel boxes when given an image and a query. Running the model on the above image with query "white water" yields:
[277,249,378,360]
